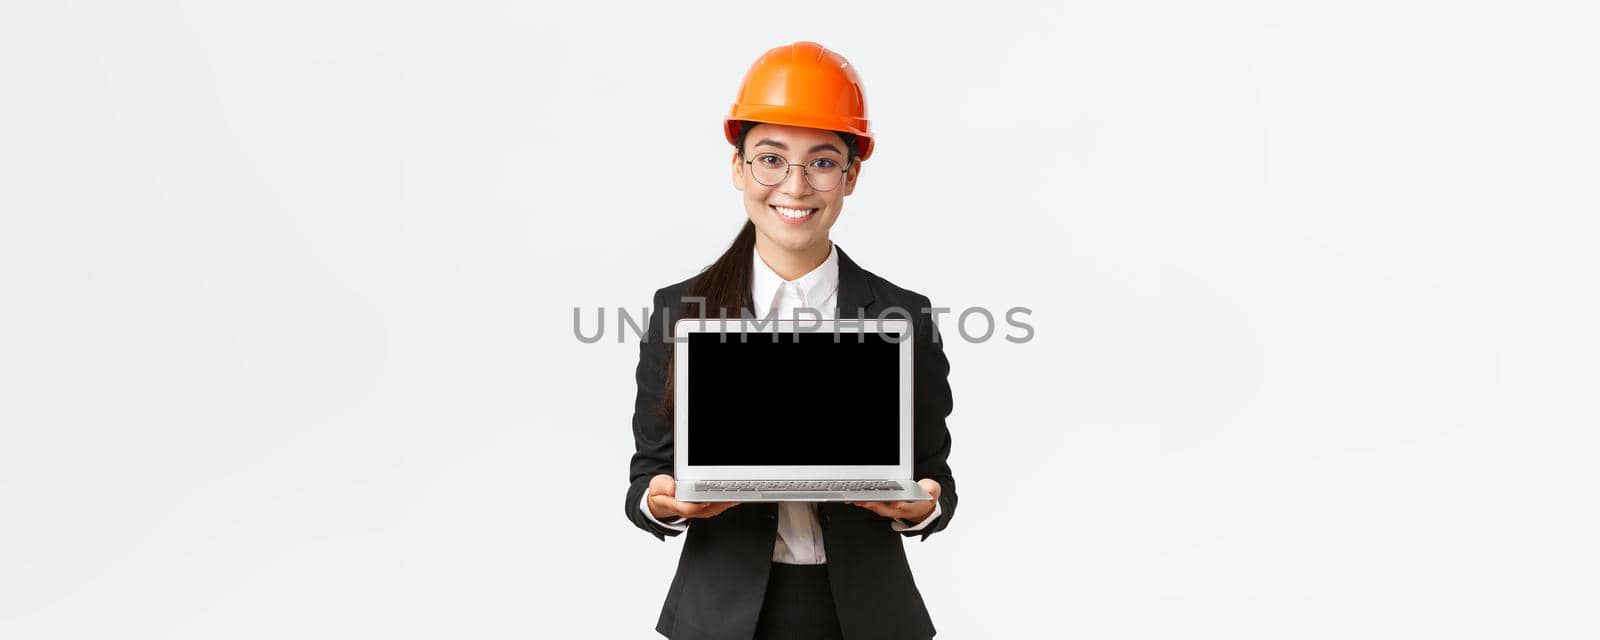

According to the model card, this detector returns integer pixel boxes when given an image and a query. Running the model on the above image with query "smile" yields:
[771,205,818,223]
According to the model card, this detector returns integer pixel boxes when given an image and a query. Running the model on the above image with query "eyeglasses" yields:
[743,152,852,192]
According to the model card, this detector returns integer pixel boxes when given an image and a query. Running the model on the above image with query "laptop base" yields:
[677,484,931,503]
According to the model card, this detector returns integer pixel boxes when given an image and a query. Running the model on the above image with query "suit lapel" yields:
[834,243,877,320]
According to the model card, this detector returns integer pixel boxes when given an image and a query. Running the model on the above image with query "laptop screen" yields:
[687,330,901,466]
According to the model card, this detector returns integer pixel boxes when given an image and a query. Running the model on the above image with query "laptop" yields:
[672,317,933,503]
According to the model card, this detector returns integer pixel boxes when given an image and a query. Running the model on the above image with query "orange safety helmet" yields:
[724,41,875,162]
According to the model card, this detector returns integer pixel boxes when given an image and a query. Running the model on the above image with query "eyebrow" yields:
[752,139,845,156]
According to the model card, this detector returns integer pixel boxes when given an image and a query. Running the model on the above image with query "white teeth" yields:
[774,206,814,219]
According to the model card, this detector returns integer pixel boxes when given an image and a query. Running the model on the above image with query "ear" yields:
[842,160,862,196]
[731,150,746,192]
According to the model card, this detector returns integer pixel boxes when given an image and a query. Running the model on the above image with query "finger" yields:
[676,501,709,517]
[696,503,725,518]
[699,502,738,518]
[682,501,734,518]
[649,494,685,519]
[863,500,924,520]
[681,499,732,518]
[853,501,897,518]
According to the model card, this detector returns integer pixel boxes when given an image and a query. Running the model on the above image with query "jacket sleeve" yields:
[901,294,958,542]
[624,287,686,541]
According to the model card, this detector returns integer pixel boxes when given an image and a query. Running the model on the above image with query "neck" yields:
[754,236,832,281]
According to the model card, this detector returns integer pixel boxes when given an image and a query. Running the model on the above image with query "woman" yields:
[623,41,959,640]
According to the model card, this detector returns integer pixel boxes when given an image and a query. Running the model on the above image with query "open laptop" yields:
[672,317,933,503]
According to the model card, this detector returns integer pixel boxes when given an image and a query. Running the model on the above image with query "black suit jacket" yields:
[625,244,958,640]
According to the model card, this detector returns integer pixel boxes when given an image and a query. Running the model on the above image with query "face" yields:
[731,123,861,256]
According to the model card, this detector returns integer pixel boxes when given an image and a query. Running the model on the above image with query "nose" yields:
[778,164,813,197]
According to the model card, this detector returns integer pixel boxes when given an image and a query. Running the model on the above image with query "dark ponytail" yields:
[654,121,861,423]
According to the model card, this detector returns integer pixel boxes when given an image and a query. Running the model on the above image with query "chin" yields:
[765,230,809,247]
[757,226,812,249]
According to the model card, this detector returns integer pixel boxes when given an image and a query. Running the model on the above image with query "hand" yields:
[646,474,738,522]
[850,479,941,523]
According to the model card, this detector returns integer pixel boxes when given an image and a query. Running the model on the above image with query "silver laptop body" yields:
[673,317,933,503]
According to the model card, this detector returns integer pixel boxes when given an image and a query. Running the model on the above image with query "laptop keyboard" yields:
[695,480,904,492]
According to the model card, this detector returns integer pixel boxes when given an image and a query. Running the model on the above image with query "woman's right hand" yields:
[647,474,739,521]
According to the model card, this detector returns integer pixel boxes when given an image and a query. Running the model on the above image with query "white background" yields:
[3,1,1597,638]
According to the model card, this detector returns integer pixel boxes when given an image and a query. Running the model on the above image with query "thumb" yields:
[650,474,676,497]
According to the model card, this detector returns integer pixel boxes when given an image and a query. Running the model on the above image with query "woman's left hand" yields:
[849,479,941,523]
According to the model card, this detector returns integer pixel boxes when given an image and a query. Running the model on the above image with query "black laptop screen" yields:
[686,331,901,466]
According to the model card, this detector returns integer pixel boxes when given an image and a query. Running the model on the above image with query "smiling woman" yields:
[624,41,959,640]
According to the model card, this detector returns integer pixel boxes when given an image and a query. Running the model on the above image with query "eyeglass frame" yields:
[740,151,855,192]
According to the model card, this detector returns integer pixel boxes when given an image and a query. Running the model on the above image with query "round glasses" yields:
[743,152,851,192]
